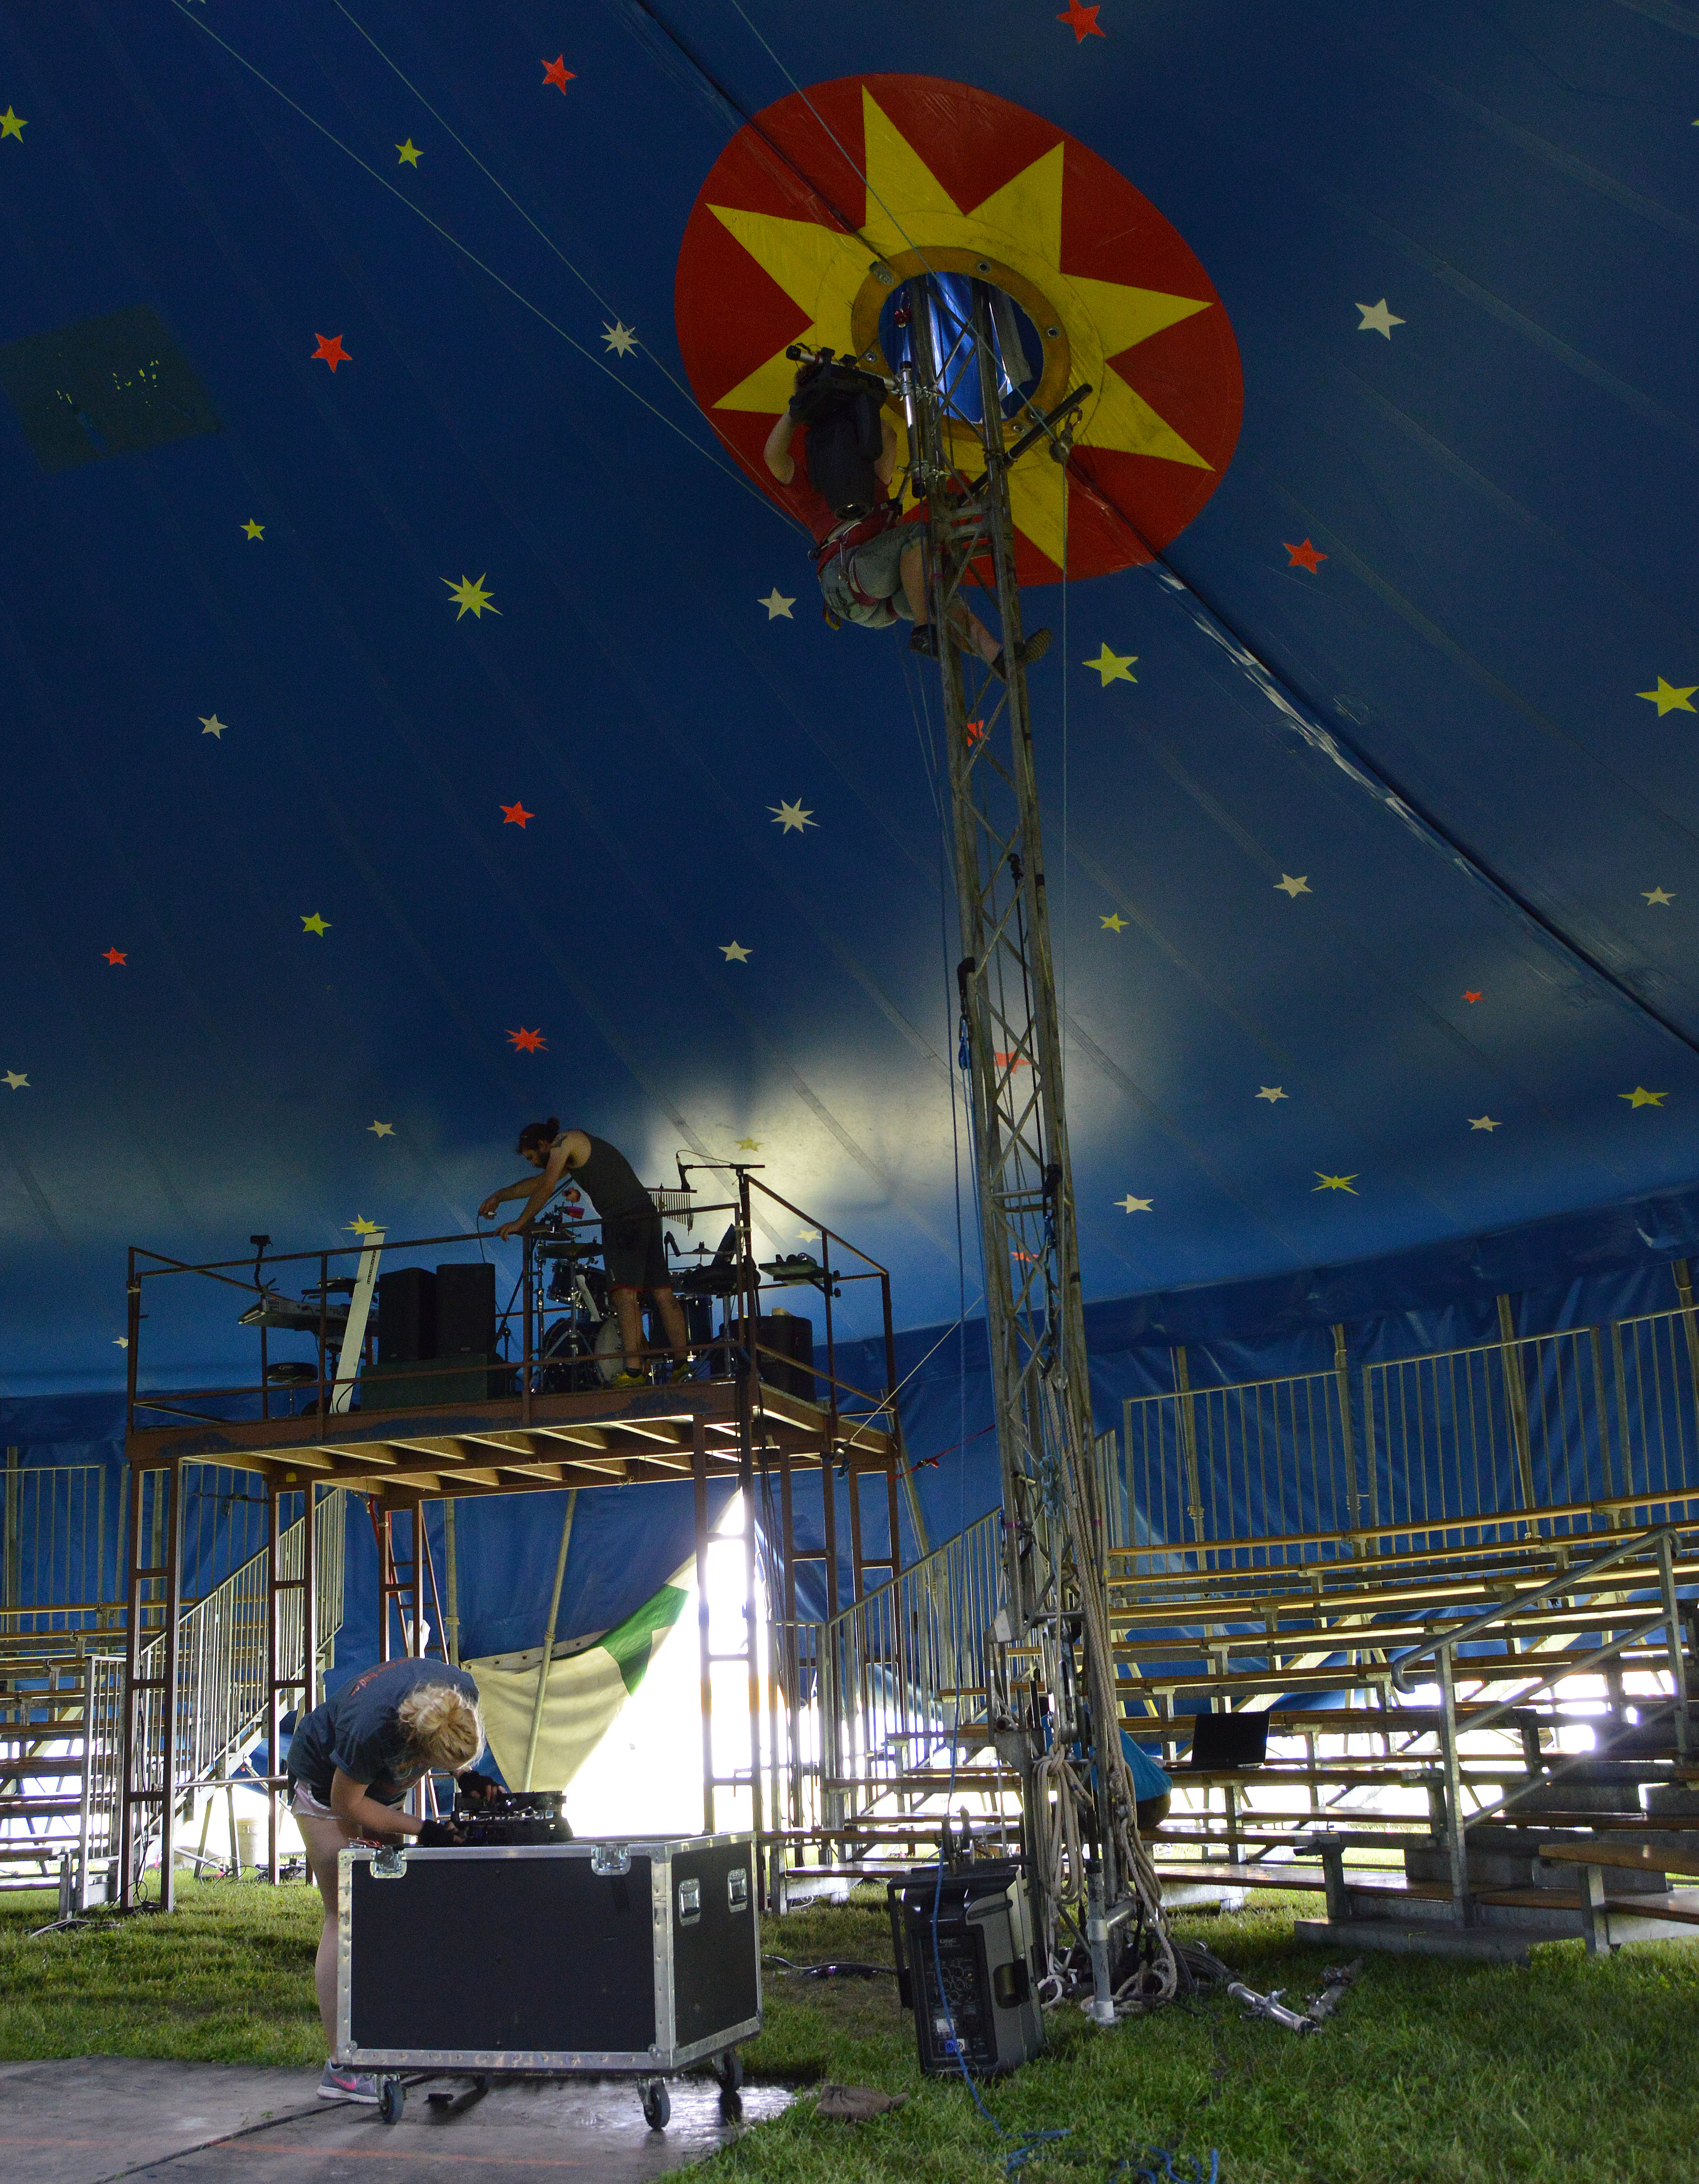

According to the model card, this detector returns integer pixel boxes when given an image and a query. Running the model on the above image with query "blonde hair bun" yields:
[397,1682,484,1773]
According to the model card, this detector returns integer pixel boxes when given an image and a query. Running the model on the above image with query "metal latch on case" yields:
[727,1867,750,1913]
[677,1877,701,1925]
[591,1844,631,1878]
[371,1846,407,1879]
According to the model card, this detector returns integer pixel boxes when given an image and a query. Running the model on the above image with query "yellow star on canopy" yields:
[1256,1087,1287,1103]
[602,321,638,356]
[3,1071,27,1090]
[444,574,499,619]
[1469,1115,1501,1131]
[721,940,752,962]
[770,798,816,834]
[1116,1193,1153,1212]
[1100,913,1128,932]
[1313,1172,1358,1193]
[736,1136,760,1151]
[301,912,331,937]
[396,139,422,166]
[1620,1086,1667,1108]
[368,1121,395,1137]
[241,519,265,540]
[0,108,26,142]
[1643,887,1675,906]
[708,87,1216,569]
[1275,874,1311,897]
[1639,677,1697,716]
[1085,644,1137,686]
[199,713,227,738]
[345,1216,382,1236]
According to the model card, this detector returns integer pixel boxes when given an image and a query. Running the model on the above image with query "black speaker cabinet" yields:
[336,1836,760,2073]
[377,1267,435,1363]
[887,1863,1046,2076]
[435,1260,497,1358]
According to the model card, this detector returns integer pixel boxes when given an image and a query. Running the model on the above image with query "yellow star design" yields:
[1620,1086,1667,1108]
[444,574,499,620]
[770,798,816,834]
[368,1120,395,1137]
[1100,913,1128,932]
[1643,887,1675,906]
[241,519,265,540]
[301,912,331,937]
[707,88,1215,570]
[1255,1087,1287,1103]
[721,940,751,962]
[736,1136,760,1151]
[1313,1172,1359,1193]
[396,138,422,167]
[602,320,638,356]
[1116,1193,1153,1213]
[1275,874,1311,898]
[0,108,26,142]
[1638,677,1698,716]
[345,1216,382,1236]
[1085,644,1137,687]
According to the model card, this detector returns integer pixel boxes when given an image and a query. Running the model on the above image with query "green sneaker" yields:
[611,1369,648,1390]
[669,1360,696,1385]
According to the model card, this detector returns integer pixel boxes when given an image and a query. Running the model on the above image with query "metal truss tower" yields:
[900,277,1167,2006]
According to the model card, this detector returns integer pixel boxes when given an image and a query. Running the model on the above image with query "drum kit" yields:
[533,1213,748,1390]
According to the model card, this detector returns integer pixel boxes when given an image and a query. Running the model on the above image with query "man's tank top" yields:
[567,1134,652,1222]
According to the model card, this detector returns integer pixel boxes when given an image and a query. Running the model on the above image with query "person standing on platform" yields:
[480,1120,692,1387]
[286,1658,484,2102]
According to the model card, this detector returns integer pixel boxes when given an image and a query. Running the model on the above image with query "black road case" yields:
[335,1835,759,2125]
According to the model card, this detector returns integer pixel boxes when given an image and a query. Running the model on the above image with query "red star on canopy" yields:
[541,55,575,93]
[500,800,534,828]
[1285,538,1327,572]
[102,947,127,966]
[507,1027,547,1052]
[1463,989,1483,1003]
[1056,0,1105,39]
[312,333,351,371]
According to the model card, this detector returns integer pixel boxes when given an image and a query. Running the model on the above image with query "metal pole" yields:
[1656,1529,1692,1760]
[1437,1642,1470,1925]
[158,1463,182,1912]
[693,1416,715,1835]
[442,1498,460,1667]
[1496,1295,1538,1515]
[265,1478,281,1886]
[522,1491,577,1792]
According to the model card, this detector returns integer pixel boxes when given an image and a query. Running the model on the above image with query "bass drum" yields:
[594,1314,626,1386]
[540,1316,600,1394]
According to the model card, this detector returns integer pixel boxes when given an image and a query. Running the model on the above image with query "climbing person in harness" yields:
[762,350,1050,678]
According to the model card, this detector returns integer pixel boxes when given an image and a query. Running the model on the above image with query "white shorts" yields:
[289,1780,336,1820]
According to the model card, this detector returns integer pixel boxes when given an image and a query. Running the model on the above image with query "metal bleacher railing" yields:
[1,1467,345,1906]
[782,1295,1699,1886]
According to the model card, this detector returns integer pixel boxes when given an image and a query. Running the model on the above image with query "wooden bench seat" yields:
[1154,1863,1325,1891]
[1536,1839,1699,1879]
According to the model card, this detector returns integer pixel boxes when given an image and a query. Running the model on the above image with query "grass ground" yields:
[1,1876,1694,2181]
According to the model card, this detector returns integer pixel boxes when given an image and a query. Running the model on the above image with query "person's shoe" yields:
[318,2061,380,2103]
[990,627,1052,681]
[610,1369,648,1390]
[669,1359,696,1385]
[907,622,940,659]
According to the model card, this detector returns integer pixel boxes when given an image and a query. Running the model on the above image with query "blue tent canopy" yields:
[3,5,1697,1568]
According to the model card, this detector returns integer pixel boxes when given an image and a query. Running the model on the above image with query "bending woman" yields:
[286,1656,483,2102]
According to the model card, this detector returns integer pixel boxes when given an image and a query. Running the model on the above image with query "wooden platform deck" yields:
[125,1374,895,1498]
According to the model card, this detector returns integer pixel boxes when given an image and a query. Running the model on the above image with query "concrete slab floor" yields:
[0,2056,794,2183]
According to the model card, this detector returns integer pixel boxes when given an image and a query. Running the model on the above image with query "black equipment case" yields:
[336,1835,760,2080]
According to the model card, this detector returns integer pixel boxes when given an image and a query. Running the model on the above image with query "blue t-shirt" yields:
[286,1658,478,1807]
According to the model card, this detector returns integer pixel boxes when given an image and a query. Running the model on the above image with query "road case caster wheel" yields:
[378,2077,405,2126]
[714,2049,744,2093]
[641,2079,671,2131]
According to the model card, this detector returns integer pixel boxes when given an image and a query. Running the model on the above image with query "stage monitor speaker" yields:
[766,1310,815,1400]
[436,1261,497,1358]
[887,1863,1045,2076]
[377,1267,435,1363]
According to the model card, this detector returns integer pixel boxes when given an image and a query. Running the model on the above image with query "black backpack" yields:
[793,362,887,517]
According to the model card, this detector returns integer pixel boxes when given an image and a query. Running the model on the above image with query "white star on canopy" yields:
[200,713,226,738]
[1356,298,1405,338]
[759,588,795,620]
[602,321,639,356]
[770,798,816,834]
[721,940,752,963]
[1275,874,1311,897]
[1256,1087,1288,1103]
[1116,1193,1154,1213]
